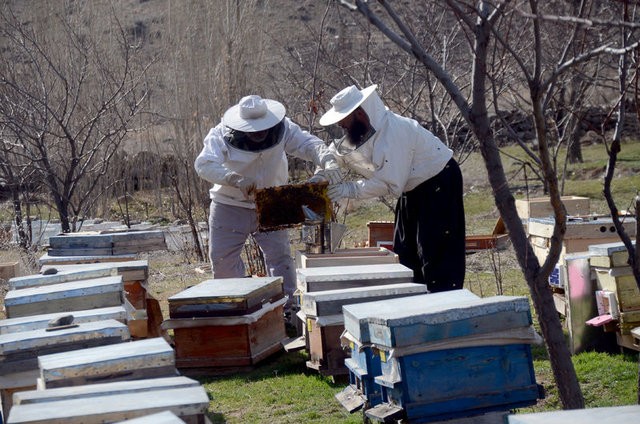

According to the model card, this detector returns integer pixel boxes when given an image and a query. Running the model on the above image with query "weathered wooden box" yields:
[295,247,399,269]
[0,370,38,424]
[528,216,637,262]
[0,319,130,419]
[594,266,640,313]
[296,263,414,294]
[368,343,541,422]
[301,283,428,376]
[40,260,149,310]
[163,299,287,368]
[168,276,284,318]
[363,295,532,348]
[305,314,347,376]
[7,376,208,424]
[47,230,166,256]
[301,282,428,317]
[342,289,481,344]
[3,276,124,319]
[515,195,590,220]
[0,306,127,335]
[37,337,177,389]
[113,410,187,424]
[506,405,640,424]
[37,252,137,267]
[9,267,116,290]
[589,241,636,268]
[0,261,20,280]
[367,221,394,249]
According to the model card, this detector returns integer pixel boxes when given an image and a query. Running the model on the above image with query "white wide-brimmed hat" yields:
[319,84,378,126]
[223,95,286,132]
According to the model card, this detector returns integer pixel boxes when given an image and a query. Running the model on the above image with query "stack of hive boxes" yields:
[38,261,153,338]
[6,338,209,424]
[38,230,168,339]
[0,267,130,421]
[587,241,640,351]
[339,290,542,423]
[1,248,211,422]
[295,262,415,376]
[46,230,167,257]
[164,276,287,368]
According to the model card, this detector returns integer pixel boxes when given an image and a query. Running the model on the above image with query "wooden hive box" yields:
[302,283,428,376]
[0,369,38,424]
[0,306,127,335]
[301,282,427,317]
[168,276,284,318]
[12,376,199,406]
[589,241,636,268]
[0,319,130,374]
[527,216,637,262]
[8,267,116,291]
[594,266,640,313]
[37,252,137,267]
[7,377,208,424]
[304,313,347,376]
[0,261,20,280]
[336,331,385,413]
[3,276,124,319]
[353,293,541,423]
[515,195,590,220]
[369,342,541,423]
[358,295,533,349]
[506,405,640,424]
[367,221,394,249]
[295,247,399,269]
[342,289,480,344]
[40,261,149,310]
[163,298,287,368]
[47,230,166,256]
[0,319,130,420]
[37,337,177,389]
[296,263,414,294]
[113,411,187,424]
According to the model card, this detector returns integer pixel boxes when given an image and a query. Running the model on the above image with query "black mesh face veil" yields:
[226,120,285,152]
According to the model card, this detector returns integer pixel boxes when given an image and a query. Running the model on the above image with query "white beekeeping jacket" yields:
[329,90,452,199]
[195,117,332,209]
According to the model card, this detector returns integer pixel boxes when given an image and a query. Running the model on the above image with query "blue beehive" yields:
[342,291,543,423]
[340,332,385,410]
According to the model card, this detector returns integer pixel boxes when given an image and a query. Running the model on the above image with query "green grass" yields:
[200,352,362,424]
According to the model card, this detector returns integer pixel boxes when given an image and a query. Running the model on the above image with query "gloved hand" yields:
[308,158,342,184]
[327,181,358,201]
[224,172,257,198]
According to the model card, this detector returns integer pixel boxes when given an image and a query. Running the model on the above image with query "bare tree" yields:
[0,2,151,233]
[335,0,640,409]
[0,129,40,250]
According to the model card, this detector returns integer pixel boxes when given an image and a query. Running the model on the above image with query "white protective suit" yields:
[329,90,453,197]
[195,117,335,302]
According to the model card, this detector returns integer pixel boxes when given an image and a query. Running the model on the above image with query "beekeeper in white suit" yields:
[319,84,465,293]
[195,94,340,312]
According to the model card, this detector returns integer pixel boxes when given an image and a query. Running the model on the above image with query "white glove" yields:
[224,172,257,198]
[309,158,342,184]
[327,182,358,201]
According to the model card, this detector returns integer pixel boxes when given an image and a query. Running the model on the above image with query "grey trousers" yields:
[208,200,297,303]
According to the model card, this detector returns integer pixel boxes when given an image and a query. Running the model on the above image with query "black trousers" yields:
[393,158,465,292]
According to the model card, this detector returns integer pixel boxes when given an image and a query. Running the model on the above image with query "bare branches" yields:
[0,3,150,232]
